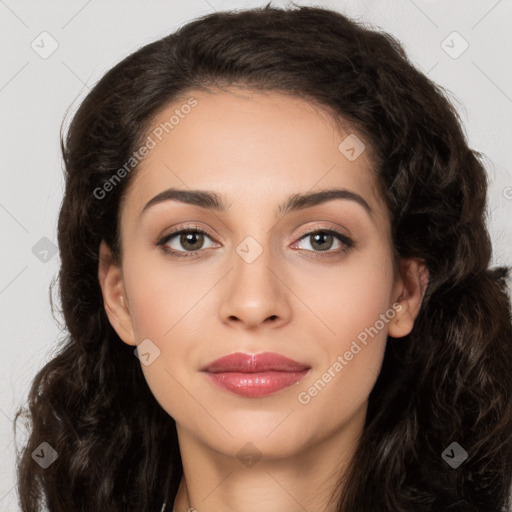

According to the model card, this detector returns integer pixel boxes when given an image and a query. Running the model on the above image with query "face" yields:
[99,87,424,464]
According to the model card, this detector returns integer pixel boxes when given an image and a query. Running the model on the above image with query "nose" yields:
[218,240,292,330]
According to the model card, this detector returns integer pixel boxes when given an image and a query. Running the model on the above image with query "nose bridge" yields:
[219,228,289,326]
[230,207,280,279]
[232,230,278,294]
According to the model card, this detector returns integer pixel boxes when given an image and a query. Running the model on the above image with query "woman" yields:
[15,4,512,511]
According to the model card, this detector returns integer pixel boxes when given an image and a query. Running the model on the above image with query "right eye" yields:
[156,226,219,258]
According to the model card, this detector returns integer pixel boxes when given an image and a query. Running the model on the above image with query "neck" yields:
[171,406,365,512]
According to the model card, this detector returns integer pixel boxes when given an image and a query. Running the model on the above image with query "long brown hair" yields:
[15,4,512,511]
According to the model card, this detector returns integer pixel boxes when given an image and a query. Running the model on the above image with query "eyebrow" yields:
[140,187,373,219]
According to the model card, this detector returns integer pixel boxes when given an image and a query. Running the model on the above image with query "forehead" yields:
[121,88,386,223]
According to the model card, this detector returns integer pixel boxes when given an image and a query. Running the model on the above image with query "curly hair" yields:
[14,4,512,511]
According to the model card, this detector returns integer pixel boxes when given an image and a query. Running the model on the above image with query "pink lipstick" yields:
[201,352,311,398]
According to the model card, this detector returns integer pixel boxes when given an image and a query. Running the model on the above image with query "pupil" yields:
[182,232,203,250]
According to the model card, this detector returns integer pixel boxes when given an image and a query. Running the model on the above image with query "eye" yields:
[156,225,218,258]
[292,228,354,257]
[156,225,354,259]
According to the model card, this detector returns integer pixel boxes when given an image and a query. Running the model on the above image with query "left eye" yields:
[293,229,352,253]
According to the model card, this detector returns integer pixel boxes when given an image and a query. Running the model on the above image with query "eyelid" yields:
[294,223,351,239]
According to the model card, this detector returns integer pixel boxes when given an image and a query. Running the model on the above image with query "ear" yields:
[388,257,429,338]
[97,240,137,346]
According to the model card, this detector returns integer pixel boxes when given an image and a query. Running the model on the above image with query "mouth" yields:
[200,352,311,398]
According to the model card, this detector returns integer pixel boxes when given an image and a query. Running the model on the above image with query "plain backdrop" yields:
[1,0,511,509]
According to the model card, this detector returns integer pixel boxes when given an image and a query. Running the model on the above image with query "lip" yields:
[201,352,311,398]
[201,352,310,373]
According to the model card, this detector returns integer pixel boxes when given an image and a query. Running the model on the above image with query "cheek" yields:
[294,249,395,412]
[123,251,200,341]
[121,253,203,418]
[298,244,395,345]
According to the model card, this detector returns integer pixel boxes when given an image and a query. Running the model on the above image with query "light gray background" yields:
[1,0,511,509]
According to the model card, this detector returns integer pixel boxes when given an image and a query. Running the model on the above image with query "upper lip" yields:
[201,352,310,373]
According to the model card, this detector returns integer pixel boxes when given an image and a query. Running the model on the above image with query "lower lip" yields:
[203,370,310,397]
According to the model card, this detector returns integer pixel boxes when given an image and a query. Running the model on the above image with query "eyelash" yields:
[156,224,354,259]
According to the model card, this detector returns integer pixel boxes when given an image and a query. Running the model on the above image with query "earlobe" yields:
[388,258,429,339]
[97,240,137,346]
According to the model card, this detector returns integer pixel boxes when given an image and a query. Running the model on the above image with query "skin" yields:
[98,88,428,512]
